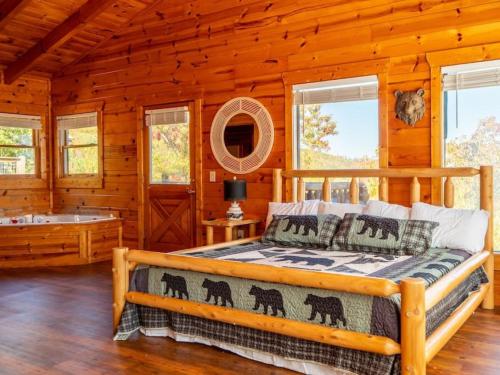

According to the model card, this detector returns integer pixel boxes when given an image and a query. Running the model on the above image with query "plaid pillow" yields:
[329,213,438,256]
[262,214,342,248]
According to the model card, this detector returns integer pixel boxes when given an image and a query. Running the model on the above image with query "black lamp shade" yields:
[224,179,247,201]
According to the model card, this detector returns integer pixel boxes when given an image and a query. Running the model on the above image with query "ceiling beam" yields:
[0,0,31,31]
[2,0,116,84]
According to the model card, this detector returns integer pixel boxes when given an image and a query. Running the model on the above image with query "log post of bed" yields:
[480,166,494,310]
[113,246,129,333]
[273,168,283,203]
[401,278,426,375]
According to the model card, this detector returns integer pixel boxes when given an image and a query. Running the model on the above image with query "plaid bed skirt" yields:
[115,268,487,375]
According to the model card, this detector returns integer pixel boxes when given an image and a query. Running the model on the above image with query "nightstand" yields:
[202,218,261,245]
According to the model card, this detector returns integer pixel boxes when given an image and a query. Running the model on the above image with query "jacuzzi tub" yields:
[0,213,122,268]
[0,213,116,225]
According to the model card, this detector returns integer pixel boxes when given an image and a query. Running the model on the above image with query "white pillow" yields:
[318,201,365,218]
[410,202,489,254]
[265,200,320,227]
[363,200,410,220]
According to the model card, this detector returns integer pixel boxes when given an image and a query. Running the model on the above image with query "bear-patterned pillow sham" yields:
[262,214,342,248]
[329,213,439,256]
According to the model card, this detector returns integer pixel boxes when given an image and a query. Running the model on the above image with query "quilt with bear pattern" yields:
[115,241,487,375]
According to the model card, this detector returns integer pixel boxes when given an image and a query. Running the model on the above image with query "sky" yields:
[311,99,379,159]
[444,85,500,140]
[301,85,500,160]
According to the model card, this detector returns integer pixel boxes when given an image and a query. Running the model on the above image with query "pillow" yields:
[265,200,320,227]
[263,214,342,248]
[410,202,489,254]
[330,213,439,256]
[363,200,410,220]
[318,201,365,218]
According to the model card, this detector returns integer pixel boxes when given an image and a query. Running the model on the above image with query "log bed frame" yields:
[113,166,494,375]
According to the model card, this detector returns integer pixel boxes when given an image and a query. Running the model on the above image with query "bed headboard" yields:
[272,166,494,248]
[272,166,494,309]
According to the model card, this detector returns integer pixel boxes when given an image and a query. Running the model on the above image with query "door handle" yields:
[186,189,196,195]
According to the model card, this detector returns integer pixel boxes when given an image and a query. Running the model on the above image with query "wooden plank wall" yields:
[0,75,50,216]
[48,0,500,246]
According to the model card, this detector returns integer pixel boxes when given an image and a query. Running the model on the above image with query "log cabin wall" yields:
[50,0,500,246]
[0,75,51,216]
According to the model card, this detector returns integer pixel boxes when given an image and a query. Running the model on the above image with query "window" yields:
[146,106,190,184]
[293,76,379,202]
[55,111,103,188]
[57,112,99,176]
[0,113,42,176]
[442,60,500,249]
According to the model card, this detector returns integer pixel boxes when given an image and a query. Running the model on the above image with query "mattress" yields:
[116,241,487,375]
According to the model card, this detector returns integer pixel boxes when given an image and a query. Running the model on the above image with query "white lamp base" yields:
[226,201,244,220]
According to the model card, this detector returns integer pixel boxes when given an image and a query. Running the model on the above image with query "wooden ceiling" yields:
[0,0,156,83]
[4,0,500,85]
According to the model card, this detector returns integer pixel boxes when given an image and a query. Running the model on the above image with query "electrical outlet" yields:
[209,170,216,182]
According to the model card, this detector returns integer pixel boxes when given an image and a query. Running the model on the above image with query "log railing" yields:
[275,167,483,205]
[301,180,370,202]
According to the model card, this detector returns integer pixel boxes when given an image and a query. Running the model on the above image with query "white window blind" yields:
[293,75,378,105]
[57,112,98,130]
[0,113,42,129]
[145,107,189,126]
[443,60,500,91]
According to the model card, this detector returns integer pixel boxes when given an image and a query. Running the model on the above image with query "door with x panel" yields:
[144,103,196,252]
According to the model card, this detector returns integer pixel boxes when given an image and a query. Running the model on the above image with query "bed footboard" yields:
[112,246,490,375]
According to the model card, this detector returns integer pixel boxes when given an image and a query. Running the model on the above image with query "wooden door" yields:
[144,103,196,252]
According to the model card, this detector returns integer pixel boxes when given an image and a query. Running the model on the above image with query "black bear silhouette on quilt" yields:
[249,285,286,317]
[282,215,319,236]
[304,294,347,327]
[424,263,450,275]
[202,278,234,307]
[441,258,461,267]
[356,215,400,241]
[347,254,395,265]
[410,272,439,284]
[161,273,189,300]
[274,254,335,267]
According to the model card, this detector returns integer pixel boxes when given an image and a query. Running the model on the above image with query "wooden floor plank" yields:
[1,263,499,374]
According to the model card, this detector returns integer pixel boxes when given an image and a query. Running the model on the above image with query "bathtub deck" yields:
[0,218,122,268]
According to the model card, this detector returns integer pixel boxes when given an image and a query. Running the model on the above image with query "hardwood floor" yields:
[1,263,499,374]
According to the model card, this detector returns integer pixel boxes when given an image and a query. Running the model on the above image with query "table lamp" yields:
[224,177,247,220]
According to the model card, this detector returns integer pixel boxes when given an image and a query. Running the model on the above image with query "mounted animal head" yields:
[394,88,425,126]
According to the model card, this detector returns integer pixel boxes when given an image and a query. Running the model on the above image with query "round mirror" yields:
[223,113,260,158]
[210,97,274,174]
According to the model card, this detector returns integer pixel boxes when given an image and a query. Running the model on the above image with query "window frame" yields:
[145,104,192,186]
[427,42,500,204]
[0,111,48,189]
[283,60,389,201]
[292,75,380,171]
[54,107,103,189]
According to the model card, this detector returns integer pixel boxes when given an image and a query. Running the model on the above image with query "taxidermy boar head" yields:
[394,88,425,126]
